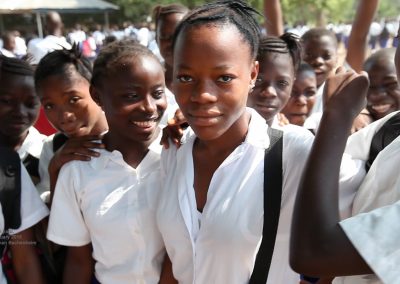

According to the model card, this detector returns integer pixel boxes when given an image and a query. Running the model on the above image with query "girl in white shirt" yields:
[156,1,316,283]
[47,39,167,284]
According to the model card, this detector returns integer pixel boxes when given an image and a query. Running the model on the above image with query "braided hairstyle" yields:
[0,55,34,77]
[153,3,189,31]
[173,0,261,60]
[258,33,302,71]
[91,39,162,88]
[34,45,92,92]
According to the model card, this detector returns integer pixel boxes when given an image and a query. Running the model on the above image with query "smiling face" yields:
[247,52,294,124]
[282,69,317,126]
[365,51,400,120]
[172,24,258,142]
[93,55,167,145]
[0,73,40,144]
[303,35,338,88]
[38,67,105,137]
[156,12,185,67]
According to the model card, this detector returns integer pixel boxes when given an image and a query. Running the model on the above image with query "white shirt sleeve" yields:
[8,164,49,235]
[340,201,400,283]
[47,163,91,246]
[36,136,54,198]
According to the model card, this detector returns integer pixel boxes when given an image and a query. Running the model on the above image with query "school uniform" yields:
[0,164,49,284]
[333,111,400,284]
[157,108,314,284]
[36,134,58,199]
[47,132,165,284]
[159,87,179,128]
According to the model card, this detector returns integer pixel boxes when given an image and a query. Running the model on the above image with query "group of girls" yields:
[0,1,399,284]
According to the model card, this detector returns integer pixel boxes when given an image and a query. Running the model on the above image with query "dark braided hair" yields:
[0,55,34,77]
[258,33,302,71]
[173,0,261,59]
[34,44,93,92]
[153,3,189,30]
[91,39,162,88]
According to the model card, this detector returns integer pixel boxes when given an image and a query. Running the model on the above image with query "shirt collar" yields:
[18,127,46,160]
[244,107,271,149]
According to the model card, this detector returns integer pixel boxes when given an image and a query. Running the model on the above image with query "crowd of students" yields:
[0,0,399,283]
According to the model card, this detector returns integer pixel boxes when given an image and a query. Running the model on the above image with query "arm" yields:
[10,228,45,284]
[290,71,372,276]
[159,254,177,284]
[346,0,379,72]
[63,244,94,284]
[263,0,284,36]
[48,135,105,205]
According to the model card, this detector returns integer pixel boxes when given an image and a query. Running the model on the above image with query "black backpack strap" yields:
[23,154,40,182]
[52,133,69,153]
[249,127,283,284]
[0,147,22,231]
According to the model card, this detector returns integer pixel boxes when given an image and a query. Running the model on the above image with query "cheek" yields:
[307,98,316,113]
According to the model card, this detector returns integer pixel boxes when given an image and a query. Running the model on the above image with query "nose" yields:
[59,109,76,125]
[368,86,387,99]
[12,103,29,118]
[294,94,308,106]
[260,85,277,98]
[191,80,217,103]
[310,56,324,67]
[141,95,157,113]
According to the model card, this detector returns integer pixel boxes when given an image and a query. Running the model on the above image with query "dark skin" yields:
[63,54,167,283]
[156,12,187,90]
[0,73,40,150]
[290,67,372,276]
[37,69,108,203]
[10,228,46,284]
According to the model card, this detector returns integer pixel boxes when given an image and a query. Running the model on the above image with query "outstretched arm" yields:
[290,70,372,276]
[346,0,380,72]
[263,0,284,36]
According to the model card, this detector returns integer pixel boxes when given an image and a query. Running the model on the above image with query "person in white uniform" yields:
[290,35,400,283]
[47,40,167,284]
[155,1,363,283]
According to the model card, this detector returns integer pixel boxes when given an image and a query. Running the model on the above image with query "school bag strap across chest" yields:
[249,127,283,284]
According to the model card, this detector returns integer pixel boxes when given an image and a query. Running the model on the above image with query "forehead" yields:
[258,52,294,74]
[304,35,337,51]
[0,72,34,87]
[174,24,252,64]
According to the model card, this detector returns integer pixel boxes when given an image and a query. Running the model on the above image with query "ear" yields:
[250,60,259,87]
[90,85,103,108]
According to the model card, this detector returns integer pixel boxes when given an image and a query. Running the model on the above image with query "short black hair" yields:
[297,61,316,75]
[34,45,92,92]
[91,39,162,88]
[173,0,261,60]
[258,33,302,71]
[363,47,396,71]
[153,3,189,30]
[301,28,338,47]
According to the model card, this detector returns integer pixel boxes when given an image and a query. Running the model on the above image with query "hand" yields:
[351,109,373,133]
[161,109,188,149]
[323,67,369,121]
[49,134,105,175]
[277,113,290,126]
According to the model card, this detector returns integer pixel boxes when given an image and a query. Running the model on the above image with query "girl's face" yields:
[94,56,167,144]
[157,13,185,67]
[365,56,400,120]
[173,24,258,141]
[0,73,40,140]
[303,35,337,87]
[247,52,294,122]
[38,68,104,137]
[282,70,317,126]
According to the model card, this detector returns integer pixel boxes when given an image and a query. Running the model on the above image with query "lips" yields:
[188,111,222,127]
[369,104,392,114]
[130,117,160,130]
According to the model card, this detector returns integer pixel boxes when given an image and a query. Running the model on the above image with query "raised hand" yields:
[160,109,188,149]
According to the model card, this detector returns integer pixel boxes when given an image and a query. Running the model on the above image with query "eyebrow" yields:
[176,64,234,71]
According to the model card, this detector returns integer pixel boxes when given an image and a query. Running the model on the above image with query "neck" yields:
[103,127,160,168]
[194,110,250,158]
[0,131,28,151]
[90,112,109,135]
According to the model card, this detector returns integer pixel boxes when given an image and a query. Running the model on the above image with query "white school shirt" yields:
[0,164,49,284]
[17,127,46,162]
[47,134,165,284]
[334,111,400,284]
[157,108,315,284]
[36,134,57,198]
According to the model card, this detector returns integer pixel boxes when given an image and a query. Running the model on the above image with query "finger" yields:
[82,141,106,149]
[71,148,101,157]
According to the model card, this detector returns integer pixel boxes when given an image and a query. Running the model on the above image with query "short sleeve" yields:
[8,164,49,235]
[47,164,91,246]
[340,202,400,283]
[36,136,54,197]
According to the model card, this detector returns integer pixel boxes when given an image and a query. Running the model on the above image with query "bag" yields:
[249,127,283,284]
